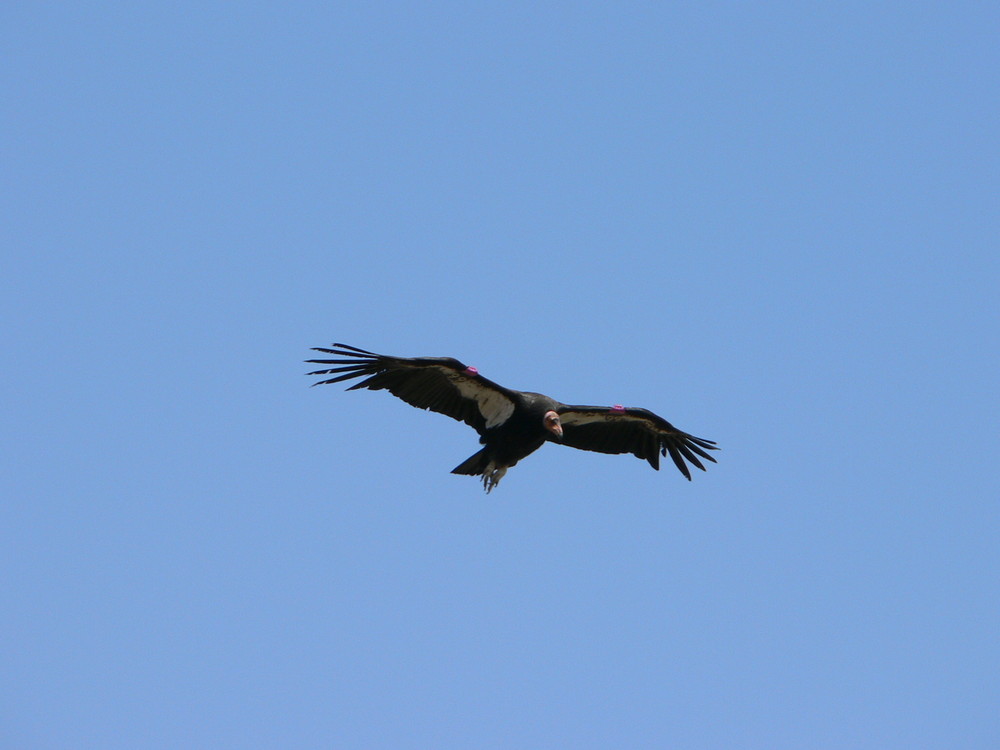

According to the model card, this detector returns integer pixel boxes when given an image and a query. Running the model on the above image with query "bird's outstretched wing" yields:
[307,343,520,433]
[556,405,718,479]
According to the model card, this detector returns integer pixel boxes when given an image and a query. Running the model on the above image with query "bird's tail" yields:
[451,448,491,476]
[452,448,507,492]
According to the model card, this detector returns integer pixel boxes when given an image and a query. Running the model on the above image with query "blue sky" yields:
[3,2,998,747]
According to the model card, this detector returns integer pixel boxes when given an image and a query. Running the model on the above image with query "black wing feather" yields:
[307,343,519,433]
[557,405,718,480]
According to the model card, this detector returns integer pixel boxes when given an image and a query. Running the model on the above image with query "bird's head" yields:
[543,410,563,440]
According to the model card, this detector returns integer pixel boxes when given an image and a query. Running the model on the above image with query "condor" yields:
[308,342,718,492]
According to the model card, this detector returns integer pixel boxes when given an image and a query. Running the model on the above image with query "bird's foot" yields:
[481,466,507,493]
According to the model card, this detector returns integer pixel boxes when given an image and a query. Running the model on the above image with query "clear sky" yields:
[3,2,998,748]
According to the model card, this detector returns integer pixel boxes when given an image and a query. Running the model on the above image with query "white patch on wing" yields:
[560,410,616,426]
[447,372,515,428]
[561,409,652,429]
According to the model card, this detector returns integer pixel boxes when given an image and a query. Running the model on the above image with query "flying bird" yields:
[307,342,718,492]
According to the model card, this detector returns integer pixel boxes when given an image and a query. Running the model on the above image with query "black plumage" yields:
[307,342,718,492]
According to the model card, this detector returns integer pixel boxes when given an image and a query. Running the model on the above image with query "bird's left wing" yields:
[307,343,519,433]
[556,405,718,479]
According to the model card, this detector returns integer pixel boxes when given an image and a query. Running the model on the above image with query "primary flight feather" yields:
[307,342,718,492]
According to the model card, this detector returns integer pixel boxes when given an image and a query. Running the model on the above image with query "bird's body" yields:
[307,343,718,492]
[451,391,560,489]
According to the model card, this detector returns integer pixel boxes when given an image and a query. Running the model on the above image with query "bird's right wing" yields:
[307,343,520,433]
